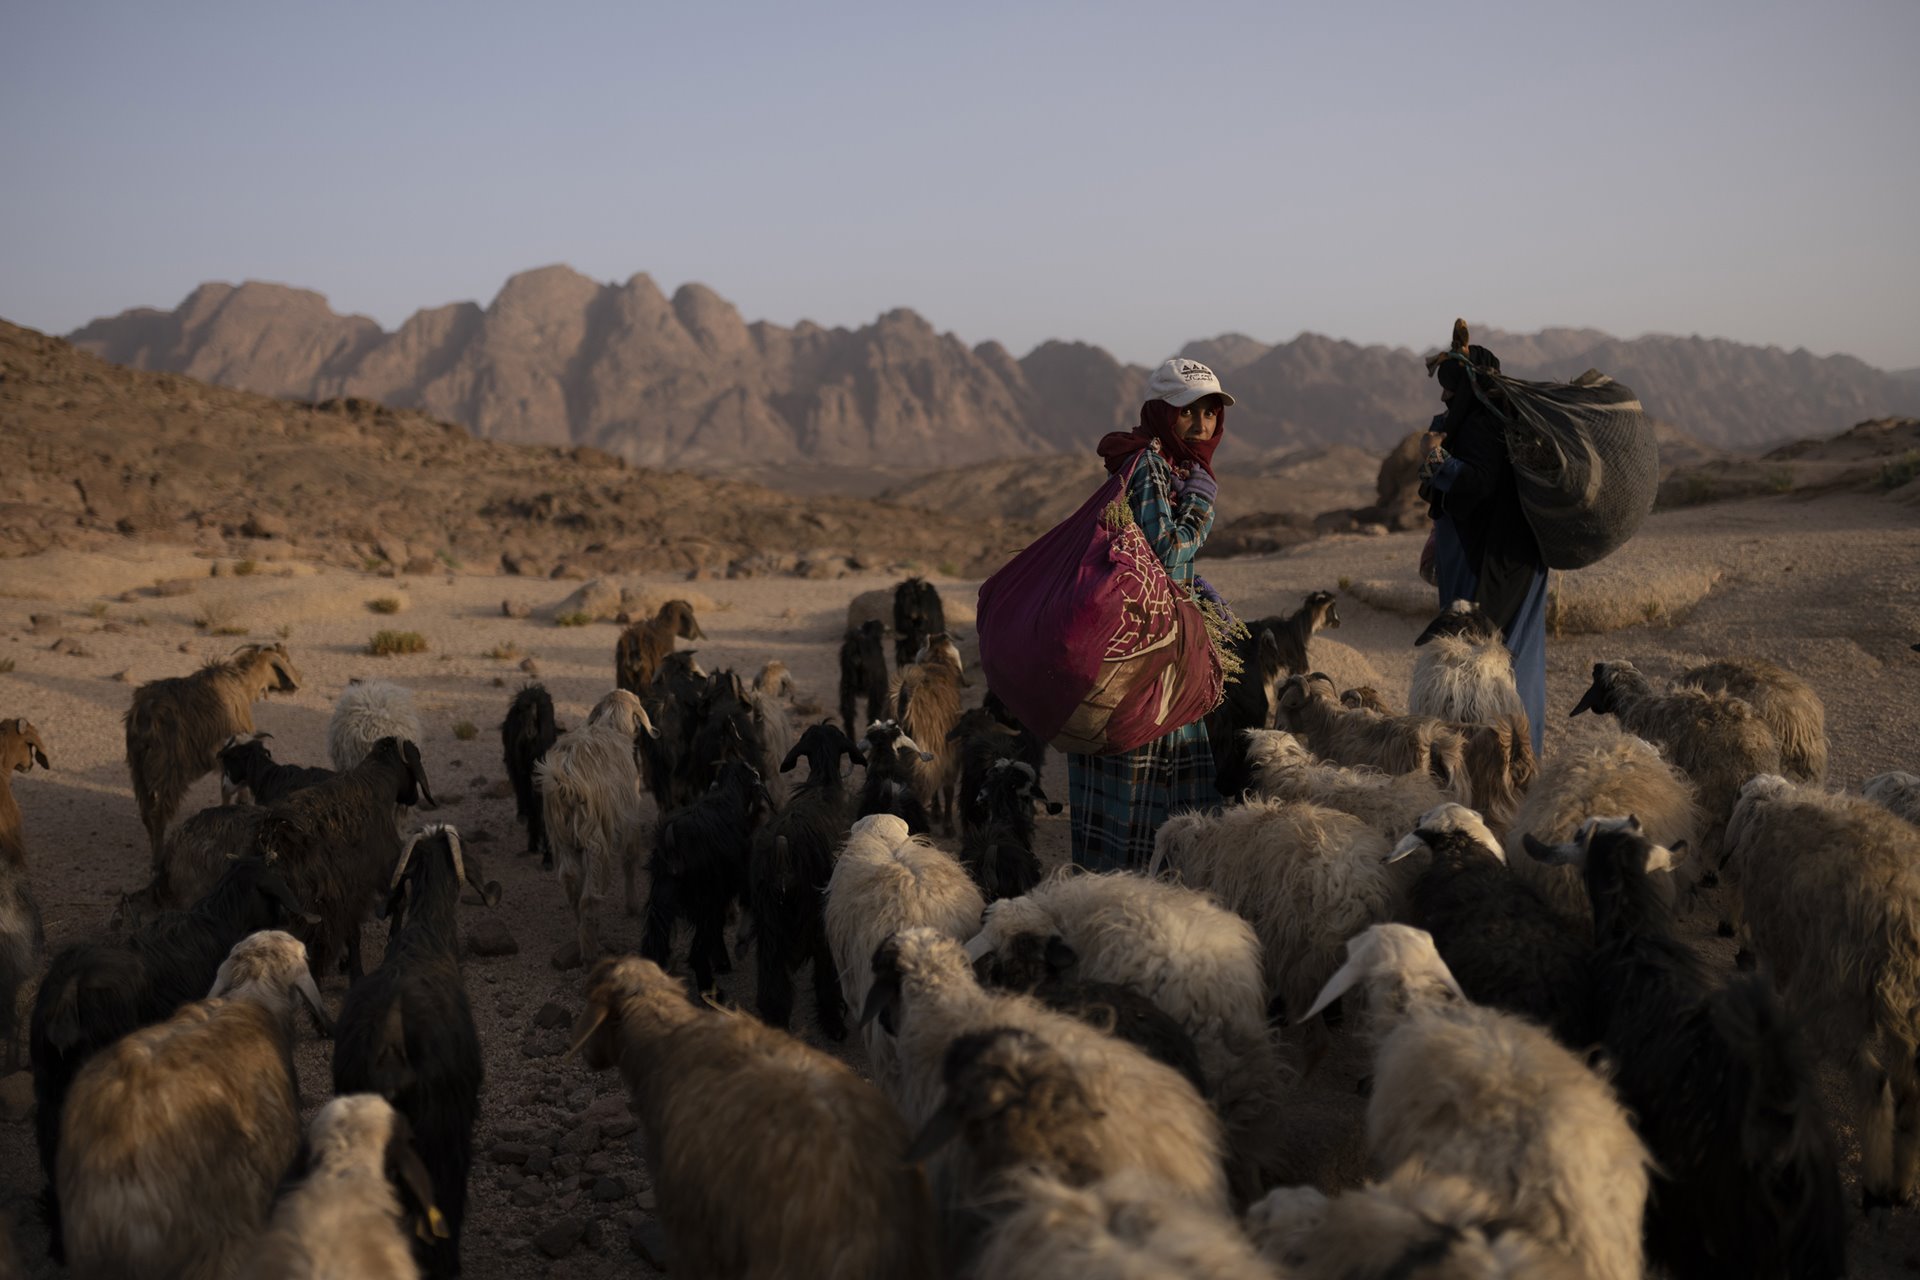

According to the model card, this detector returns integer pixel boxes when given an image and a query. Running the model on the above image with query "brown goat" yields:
[1455,713,1537,835]
[124,643,302,879]
[572,956,937,1279]
[2,718,51,1071]
[1340,686,1393,715]
[896,635,968,834]
[1278,673,1466,796]
[615,601,705,696]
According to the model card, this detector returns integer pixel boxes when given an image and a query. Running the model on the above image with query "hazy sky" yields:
[3,1,1916,369]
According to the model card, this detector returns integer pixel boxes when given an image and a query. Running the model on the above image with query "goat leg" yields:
[812,927,848,1042]
[755,936,794,1030]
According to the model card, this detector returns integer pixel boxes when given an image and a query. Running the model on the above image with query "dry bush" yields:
[452,720,478,741]
[369,629,428,656]
[193,598,246,636]
[367,596,403,615]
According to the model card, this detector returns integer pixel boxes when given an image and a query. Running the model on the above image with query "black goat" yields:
[1389,803,1594,1049]
[643,760,772,995]
[1209,625,1286,796]
[961,761,1060,903]
[983,691,1045,775]
[217,734,335,807]
[639,651,706,810]
[892,577,946,670]
[333,825,499,1278]
[500,683,559,869]
[973,932,1208,1095]
[748,723,866,1040]
[949,705,1025,837]
[685,670,768,801]
[1527,816,1847,1279]
[855,720,933,836]
[839,619,890,739]
[255,736,437,982]
[30,857,308,1260]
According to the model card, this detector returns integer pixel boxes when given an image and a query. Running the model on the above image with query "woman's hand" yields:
[1181,468,1218,504]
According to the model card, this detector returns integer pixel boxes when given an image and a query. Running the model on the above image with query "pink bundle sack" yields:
[977,457,1226,755]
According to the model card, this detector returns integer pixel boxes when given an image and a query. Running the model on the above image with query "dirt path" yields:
[2,489,1918,1276]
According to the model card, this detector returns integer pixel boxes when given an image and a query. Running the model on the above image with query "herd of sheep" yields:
[1,574,1918,1279]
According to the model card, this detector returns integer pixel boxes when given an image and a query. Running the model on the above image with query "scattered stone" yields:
[466,919,519,958]
[110,669,131,683]
[485,779,514,800]
[567,1085,593,1112]
[549,939,582,970]
[592,1175,626,1202]
[0,1070,35,1122]
[502,598,532,619]
[559,1121,601,1157]
[552,1153,582,1180]
[376,537,410,567]
[464,827,495,843]
[519,657,540,675]
[178,641,193,653]
[523,1148,553,1177]
[534,1002,572,1030]
[583,1152,613,1175]
[520,1026,570,1059]
[496,1168,524,1191]
[635,1188,657,1212]
[403,555,438,576]
[50,637,91,656]
[583,1219,605,1251]
[585,1093,638,1139]
[100,621,128,634]
[491,676,506,687]
[629,1219,674,1270]
[27,614,57,633]
[513,1182,554,1210]
[490,1141,532,1165]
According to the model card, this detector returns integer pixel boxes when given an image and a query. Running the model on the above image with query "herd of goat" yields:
[1,574,1919,1278]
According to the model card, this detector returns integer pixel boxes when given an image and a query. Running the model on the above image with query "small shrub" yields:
[362,557,384,572]
[938,561,960,577]
[1880,450,1920,491]
[233,558,259,576]
[452,720,478,741]
[194,599,243,634]
[553,611,594,628]
[1338,575,1353,592]
[0,658,14,674]
[485,641,521,660]
[87,601,109,619]
[1641,599,1663,624]
[275,623,293,640]
[369,629,428,656]
[367,596,403,615]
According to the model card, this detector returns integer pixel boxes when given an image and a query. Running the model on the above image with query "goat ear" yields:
[858,976,902,1036]
[778,737,806,773]
[385,1121,448,1242]
[845,740,868,769]
[1642,842,1680,874]
[1413,613,1451,647]
[1521,832,1584,867]
[31,745,50,771]
[1568,681,1603,717]
[1303,952,1365,1023]
[1387,830,1429,864]
[296,967,334,1038]
[905,1102,963,1164]
[406,745,438,809]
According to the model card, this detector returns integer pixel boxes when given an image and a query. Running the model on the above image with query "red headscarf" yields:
[1098,398,1227,478]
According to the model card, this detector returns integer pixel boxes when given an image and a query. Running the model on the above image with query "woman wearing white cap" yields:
[1073,357,1234,871]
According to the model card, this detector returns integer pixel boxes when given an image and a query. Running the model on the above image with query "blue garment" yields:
[1429,508,1548,757]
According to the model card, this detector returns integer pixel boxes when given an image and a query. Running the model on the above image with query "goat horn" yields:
[391,829,425,889]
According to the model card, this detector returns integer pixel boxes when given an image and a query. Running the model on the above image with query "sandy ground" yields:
[2,489,1919,1276]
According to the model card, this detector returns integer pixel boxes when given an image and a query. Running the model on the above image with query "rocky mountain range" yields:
[66,265,1920,468]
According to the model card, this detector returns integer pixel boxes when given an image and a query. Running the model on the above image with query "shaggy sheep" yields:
[573,955,938,1279]
[1247,1174,1578,1280]
[242,1094,445,1280]
[863,927,1229,1212]
[964,871,1285,1198]
[838,619,890,739]
[642,759,771,995]
[973,936,1208,1093]
[1389,804,1592,1048]
[1863,770,1920,825]
[537,689,657,969]
[1236,728,1447,843]
[896,634,968,833]
[1152,797,1401,1054]
[960,760,1061,903]
[826,813,984,1094]
[855,719,935,834]
[328,679,426,835]
[1723,774,1920,1211]
[31,857,308,1258]
[1525,815,1846,1278]
[1307,924,1650,1280]
[1501,731,1701,922]
[614,599,705,697]
[125,642,302,876]
[1408,599,1529,732]
[1278,673,1466,796]
[217,733,334,806]
[749,722,866,1039]
[893,576,947,669]
[1679,657,1828,783]
[0,717,49,1073]
[254,736,437,981]
[500,683,559,868]
[58,930,330,1280]
[970,1169,1276,1280]
[1568,659,1780,866]
[333,825,499,1278]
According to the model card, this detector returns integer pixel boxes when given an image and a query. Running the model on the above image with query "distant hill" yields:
[64,268,1920,467]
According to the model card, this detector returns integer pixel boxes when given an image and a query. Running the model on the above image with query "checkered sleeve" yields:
[1130,452,1213,583]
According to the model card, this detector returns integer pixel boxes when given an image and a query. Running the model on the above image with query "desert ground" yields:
[2,486,1919,1277]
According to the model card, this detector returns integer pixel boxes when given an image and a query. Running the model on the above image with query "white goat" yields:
[1408,599,1529,731]
[1239,728,1447,843]
[536,689,658,967]
[1864,771,1920,826]
[826,813,986,1097]
[1307,924,1649,1280]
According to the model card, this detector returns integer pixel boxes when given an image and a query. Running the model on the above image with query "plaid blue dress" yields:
[1068,449,1218,872]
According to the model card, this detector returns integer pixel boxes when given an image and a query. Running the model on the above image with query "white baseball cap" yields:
[1146,357,1236,408]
